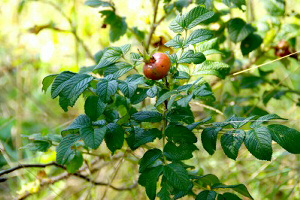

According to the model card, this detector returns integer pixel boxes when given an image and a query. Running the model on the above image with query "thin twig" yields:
[190,101,224,116]
[146,0,160,52]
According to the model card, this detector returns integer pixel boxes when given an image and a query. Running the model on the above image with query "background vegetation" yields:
[0,0,300,199]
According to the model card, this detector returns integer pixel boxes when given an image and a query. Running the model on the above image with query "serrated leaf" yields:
[66,151,83,173]
[132,111,163,122]
[84,0,112,7]
[42,74,57,93]
[130,52,142,66]
[56,134,81,165]
[201,127,222,155]
[95,47,123,69]
[163,163,192,191]
[130,88,148,104]
[221,130,245,160]
[228,18,255,43]
[211,183,253,199]
[250,114,285,128]
[51,71,76,99]
[120,44,131,55]
[127,128,162,150]
[96,79,118,102]
[59,74,93,107]
[187,116,212,130]
[157,186,171,200]
[118,80,137,98]
[176,94,193,107]
[268,124,300,154]
[22,140,52,152]
[196,190,216,200]
[185,29,213,46]
[222,0,245,10]
[194,60,230,79]
[262,0,285,16]
[178,50,206,64]
[218,193,242,200]
[104,123,124,154]
[155,91,178,107]
[197,38,219,52]
[62,115,91,135]
[139,166,164,200]
[245,126,272,161]
[169,14,185,33]
[173,71,190,79]
[80,126,106,149]
[192,174,220,187]
[84,96,106,121]
[184,6,214,30]
[104,62,134,78]
[139,149,162,173]
[147,86,158,98]
[166,125,197,144]
[241,33,263,55]
[166,106,194,124]
[164,141,198,161]
[165,35,184,48]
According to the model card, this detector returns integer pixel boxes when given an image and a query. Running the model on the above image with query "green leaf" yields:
[187,116,212,130]
[250,114,285,128]
[211,183,253,199]
[166,106,194,124]
[194,60,230,79]
[268,124,300,154]
[197,38,219,52]
[127,128,162,150]
[222,0,245,10]
[56,134,81,165]
[130,52,142,66]
[201,127,222,155]
[131,111,163,122]
[185,29,213,46]
[178,50,206,64]
[104,62,134,78]
[104,123,124,154]
[244,126,272,161]
[80,126,106,149]
[164,141,198,161]
[241,33,263,55]
[62,115,91,135]
[130,88,148,104]
[100,11,127,42]
[157,186,171,200]
[138,165,164,200]
[95,47,123,69]
[193,174,220,187]
[173,71,190,79]
[169,14,185,33]
[120,44,131,55]
[66,151,83,173]
[227,18,255,43]
[84,96,106,121]
[96,79,118,102]
[139,149,162,173]
[218,193,242,200]
[176,94,193,108]
[51,71,76,99]
[84,0,112,7]
[164,35,184,48]
[221,130,245,160]
[184,6,214,30]
[262,0,285,16]
[196,190,217,200]
[59,74,94,107]
[22,140,52,152]
[155,91,178,107]
[169,6,214,33]
[163,163,192,191]
[147,86,159,98]
[118,80,137,98]
[42,74,57,93]
[166,125,197,144]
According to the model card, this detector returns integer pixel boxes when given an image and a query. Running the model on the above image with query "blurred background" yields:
[0,0,300,199]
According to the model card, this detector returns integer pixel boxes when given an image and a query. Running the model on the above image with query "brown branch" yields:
[146,0,160,52]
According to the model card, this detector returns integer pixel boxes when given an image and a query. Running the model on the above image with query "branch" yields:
[146,0,160,52]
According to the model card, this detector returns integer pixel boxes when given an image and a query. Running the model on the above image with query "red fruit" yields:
[143,53,171,80]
